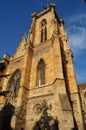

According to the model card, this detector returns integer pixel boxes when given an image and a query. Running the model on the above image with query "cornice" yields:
[31,3,56,19]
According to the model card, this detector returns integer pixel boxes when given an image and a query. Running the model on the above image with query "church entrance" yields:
[0,102,15,130]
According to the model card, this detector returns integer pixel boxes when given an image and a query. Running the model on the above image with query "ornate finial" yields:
[43,2,56,10]
[43,0,50,9]
[47,0,50,7]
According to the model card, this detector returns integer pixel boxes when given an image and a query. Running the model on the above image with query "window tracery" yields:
[7,69,21,98]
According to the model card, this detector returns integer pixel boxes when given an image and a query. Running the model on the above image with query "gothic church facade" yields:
[0,3,85,130]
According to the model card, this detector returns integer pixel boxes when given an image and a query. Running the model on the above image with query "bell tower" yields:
[25,3,84,130]
[0,3,85,130]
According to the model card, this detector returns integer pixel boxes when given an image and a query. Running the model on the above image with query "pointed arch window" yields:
[37,59,45,86]
[41,29,43,42]
[40,19,47,42]
[44,27,47,40]
[7,69,21,98]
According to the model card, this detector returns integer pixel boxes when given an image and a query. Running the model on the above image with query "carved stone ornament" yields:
[33,100,59,130]
[33,104,42,114]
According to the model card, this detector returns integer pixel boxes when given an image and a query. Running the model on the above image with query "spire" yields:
[47,0,50,7]
[43,0,51,9]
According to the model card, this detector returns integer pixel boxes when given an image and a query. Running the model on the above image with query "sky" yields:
[0,0,86,84]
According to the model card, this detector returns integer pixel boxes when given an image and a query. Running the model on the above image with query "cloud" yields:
[65,13,86,26]
[67,25,86,51]
[64,13,86,53]
[64,13,86,84]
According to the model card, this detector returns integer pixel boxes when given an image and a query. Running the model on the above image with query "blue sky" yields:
[0,0,86,84]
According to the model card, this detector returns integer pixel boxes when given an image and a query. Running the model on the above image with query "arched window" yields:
[41,29,43,42]
[37,59,45,86]
[40,19,47,42]
[7,69,21,98]
[44,27,47,40]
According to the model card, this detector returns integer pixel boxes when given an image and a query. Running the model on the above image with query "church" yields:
[0,3,86,130]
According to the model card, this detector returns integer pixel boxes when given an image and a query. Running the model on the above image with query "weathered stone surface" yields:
[0,3,85,130]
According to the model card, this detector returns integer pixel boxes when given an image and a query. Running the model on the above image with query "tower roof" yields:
[31,3,56,19]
